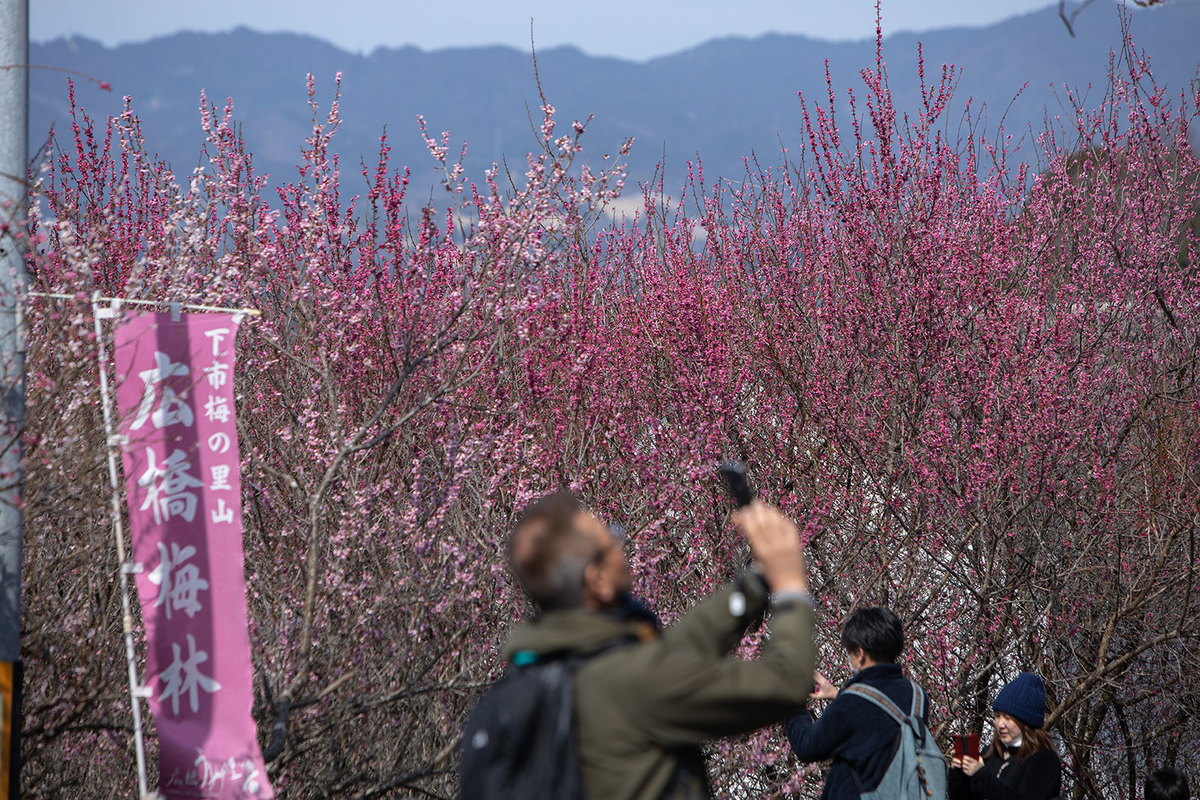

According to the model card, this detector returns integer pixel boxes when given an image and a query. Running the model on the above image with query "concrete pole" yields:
[0,0,29,664]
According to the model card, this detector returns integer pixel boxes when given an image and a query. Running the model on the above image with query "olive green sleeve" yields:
[659,575,769,658]
[620,593,815,745]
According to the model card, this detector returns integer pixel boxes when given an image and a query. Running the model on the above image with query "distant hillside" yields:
[30,3,1200,195]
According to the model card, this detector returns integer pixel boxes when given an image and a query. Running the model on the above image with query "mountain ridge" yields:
[29,3,1200,194]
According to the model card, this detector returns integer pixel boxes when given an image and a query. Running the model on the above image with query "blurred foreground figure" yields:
[460,492,815,800]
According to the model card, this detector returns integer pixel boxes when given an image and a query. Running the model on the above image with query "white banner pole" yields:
[91,293,151,800]
[31,292,260,317]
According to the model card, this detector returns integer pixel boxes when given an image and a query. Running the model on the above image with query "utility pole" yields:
[0,0,27,659]
[0,0,28,796]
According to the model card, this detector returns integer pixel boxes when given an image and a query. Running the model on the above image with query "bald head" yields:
[509,493,596,611]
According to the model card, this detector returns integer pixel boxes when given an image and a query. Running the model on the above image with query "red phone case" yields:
[953,733,981,760]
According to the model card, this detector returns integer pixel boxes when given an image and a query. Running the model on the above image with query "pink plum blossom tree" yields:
[15,16,1199,800]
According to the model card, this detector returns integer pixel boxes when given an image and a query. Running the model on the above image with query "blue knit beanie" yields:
[992,672,1046,729]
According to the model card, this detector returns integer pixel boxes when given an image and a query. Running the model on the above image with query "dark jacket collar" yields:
[843,662,904,689]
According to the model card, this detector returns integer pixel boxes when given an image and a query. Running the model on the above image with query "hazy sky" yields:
[29,0,1084,61]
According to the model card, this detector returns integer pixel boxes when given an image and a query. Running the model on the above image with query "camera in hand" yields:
[718,461,755,508]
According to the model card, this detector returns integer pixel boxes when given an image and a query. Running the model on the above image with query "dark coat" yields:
[500,575,815,800]
[786,662,928,800]
[948,742,1062,800]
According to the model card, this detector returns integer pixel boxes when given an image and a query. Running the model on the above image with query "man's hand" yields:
[731,501,809,594]
[810,670,838,700]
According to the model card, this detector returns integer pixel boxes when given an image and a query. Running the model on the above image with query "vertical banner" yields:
[113,312,272,799]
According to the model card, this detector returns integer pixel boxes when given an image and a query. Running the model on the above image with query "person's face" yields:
[578,511,632,609]
[994,712,1021,745]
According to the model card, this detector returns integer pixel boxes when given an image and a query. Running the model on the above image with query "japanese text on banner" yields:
[114,312,272,800]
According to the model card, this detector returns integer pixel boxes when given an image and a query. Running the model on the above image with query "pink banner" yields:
[113,311,273,800]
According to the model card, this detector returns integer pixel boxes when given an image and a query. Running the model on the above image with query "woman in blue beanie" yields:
[948,672,1062,800]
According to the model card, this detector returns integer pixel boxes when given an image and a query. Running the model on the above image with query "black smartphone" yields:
[718,461,755,508]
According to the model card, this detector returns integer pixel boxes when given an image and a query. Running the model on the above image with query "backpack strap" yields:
[909,681,926,720]
[843,683,907,725]
[844,682,928,724]
[509,636,637,667]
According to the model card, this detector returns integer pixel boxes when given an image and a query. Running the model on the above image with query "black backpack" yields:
[459,654,588,800]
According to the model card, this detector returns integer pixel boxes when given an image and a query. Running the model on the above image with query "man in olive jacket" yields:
[499,493,815,800]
